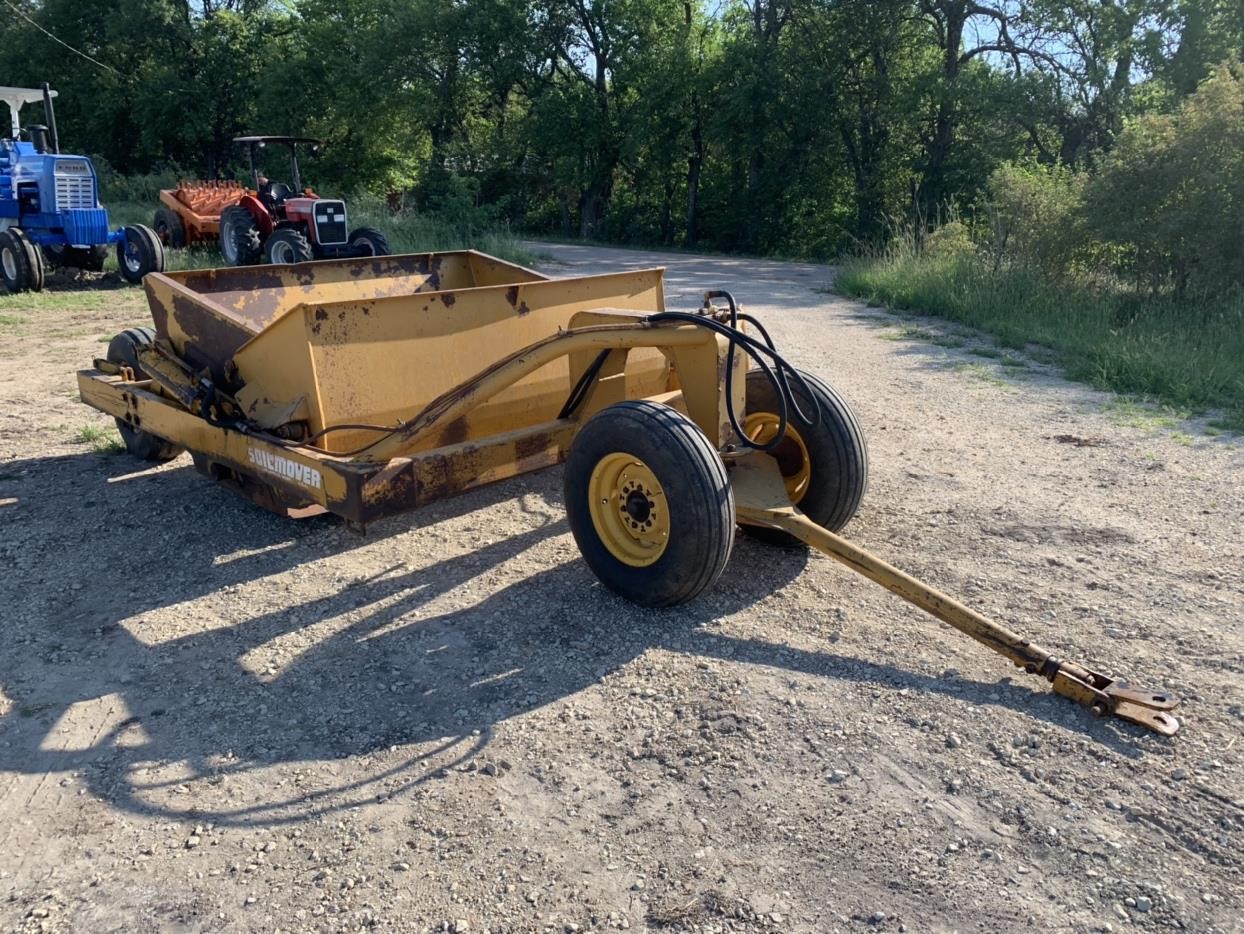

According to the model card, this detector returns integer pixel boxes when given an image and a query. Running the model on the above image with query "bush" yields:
[984,162,1086,277]
[924,219,975,261]
[92,157,184,205]
[1083,61,1244,297]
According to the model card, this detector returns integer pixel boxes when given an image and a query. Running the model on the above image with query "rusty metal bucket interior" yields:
[145,250,671,456]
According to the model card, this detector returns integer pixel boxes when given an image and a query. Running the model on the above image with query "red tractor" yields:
[212,136,390,266]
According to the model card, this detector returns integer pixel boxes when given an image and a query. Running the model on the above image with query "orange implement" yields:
[157,180,250,243]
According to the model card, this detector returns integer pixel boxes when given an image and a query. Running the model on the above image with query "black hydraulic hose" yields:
[558,349,611,419]
[702,291,819,425]
[648,298,821,452]
[648,311,787,452]
[261,296,817,457]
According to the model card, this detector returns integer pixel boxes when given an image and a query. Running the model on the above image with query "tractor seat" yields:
[260,181,293,209]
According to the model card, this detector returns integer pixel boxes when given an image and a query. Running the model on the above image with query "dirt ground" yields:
[1,244,1241,934]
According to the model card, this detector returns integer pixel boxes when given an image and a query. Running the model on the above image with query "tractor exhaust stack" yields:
[40,82,58,153]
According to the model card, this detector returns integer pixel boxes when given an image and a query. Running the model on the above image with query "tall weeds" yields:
[837,227,1244,430]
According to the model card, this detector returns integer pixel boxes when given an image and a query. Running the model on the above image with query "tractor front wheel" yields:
[105,327,184,462]
[565,400,735,607]
[153,206,187,249]
[117,225,165,284]
[0,229,43,293]
[265,228,314,264]
[347,227,391,257]
[219,205,262,266]
[741,368,868,546]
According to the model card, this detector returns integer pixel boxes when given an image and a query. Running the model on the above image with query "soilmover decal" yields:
[247,447,323,490]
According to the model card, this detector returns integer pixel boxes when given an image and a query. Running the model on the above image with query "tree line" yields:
[1,0,1240,258]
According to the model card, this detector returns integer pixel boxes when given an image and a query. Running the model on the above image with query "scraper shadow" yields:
[0,451,1144,828]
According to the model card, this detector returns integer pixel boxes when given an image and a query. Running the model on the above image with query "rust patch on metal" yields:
[505,286,519,307]
[171,292,252,383]
[441,292,456,307]
[148,295,170,338]
[440,416,470,446]
[515,430,556,463]
[516,301,531,316]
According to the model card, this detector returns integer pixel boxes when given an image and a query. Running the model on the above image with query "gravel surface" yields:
[1,243,1241,933]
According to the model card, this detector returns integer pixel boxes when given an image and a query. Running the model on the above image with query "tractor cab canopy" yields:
[1,85,56,141]
[234,136,323,206]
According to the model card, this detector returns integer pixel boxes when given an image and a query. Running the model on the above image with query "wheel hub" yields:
[122,239,142,273]
[587,453,670,567]
[623,488,653,523]
[743,413,811,504]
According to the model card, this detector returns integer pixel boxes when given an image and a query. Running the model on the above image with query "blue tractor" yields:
[0,83,164,293]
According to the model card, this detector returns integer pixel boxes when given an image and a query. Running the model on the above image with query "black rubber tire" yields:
[10,229,44,291]
[742,368,868,546]
[153,206,187,248]
[105,327,184,462]
[565,400,735,607]
[219,205,262,266]
[116,225,165,284]
[265,227,314,264]
[347,226,391,256]
[0,229,33,293]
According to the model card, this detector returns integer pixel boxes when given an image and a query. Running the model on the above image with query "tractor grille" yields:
[54,163,96,212]
[313,200,348,245]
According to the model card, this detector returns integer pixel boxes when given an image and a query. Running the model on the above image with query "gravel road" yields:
[1,243,1241,933]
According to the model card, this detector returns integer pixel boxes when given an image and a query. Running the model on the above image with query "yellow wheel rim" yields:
[743,413,812,504]
[587,452,670,567]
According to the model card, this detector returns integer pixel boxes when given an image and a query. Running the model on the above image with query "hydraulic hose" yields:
[648,290,820,453]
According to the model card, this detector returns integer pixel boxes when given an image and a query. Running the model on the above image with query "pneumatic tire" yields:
[105,327,184,462]
[153,206,187,248]
[219,205,262,266]
[741,368,868,546]
[10,229,44,291]
[0,229,34,293]
[565,400,735,607]
[116,225,165,284]
[265,227,314,264]
[347,227,391,256]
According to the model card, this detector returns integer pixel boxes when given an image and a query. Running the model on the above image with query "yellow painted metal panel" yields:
[232,268,670,453]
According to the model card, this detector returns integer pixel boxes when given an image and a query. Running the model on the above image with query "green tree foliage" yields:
[984,162,1087,275]
[0,0,1237,264]
[1083,61,1244,296]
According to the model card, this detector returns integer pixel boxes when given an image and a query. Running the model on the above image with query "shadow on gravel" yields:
[0,450,1143,827]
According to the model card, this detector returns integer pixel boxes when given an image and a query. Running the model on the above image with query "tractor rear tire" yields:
[219,205,262,266]
[741,368,868,547]
[153,206,187,249]
[347,227,391,257]
[0,229,41,293]
[116,225,165,284]
[11,230,44,291]
[565,400,735,607]
[105,327,184,462]
[265,228,314,264]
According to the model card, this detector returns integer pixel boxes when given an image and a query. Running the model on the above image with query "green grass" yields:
[72,424,126,454]
[837,251,1244,431]
[0,287,142,314]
